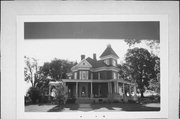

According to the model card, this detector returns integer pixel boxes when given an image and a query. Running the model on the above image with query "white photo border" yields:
[17,15,168,119]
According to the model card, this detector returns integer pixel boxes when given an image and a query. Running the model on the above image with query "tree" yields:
[24,56,49,103]
[125,48,157,98]
[24,56,43,87]
[125,39,159,47]
[124,39,142,47]
[118,64,133,81]
[40,58,75,81]
[148,56,160,93]
[27,87,41,103]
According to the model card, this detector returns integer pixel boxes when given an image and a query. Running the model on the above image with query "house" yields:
[49,44,137,103]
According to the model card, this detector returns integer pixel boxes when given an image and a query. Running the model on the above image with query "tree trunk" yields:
[140,91,144,98]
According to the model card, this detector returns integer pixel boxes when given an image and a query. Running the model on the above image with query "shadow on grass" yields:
[90,103,160,111]
[48,104,79,112]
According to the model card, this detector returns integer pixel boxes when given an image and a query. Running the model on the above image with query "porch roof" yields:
[62,79,136,85]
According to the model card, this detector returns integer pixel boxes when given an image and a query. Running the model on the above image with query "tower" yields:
[99,44,119,66]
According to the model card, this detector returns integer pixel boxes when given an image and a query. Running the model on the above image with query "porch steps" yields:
[77,98,93,104]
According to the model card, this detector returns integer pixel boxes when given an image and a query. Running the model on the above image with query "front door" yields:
[79,83,89,98]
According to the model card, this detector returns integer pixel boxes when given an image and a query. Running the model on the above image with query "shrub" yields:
[138,95,160,104]
[24,95,31,105]
[66,98,76,104]
[27,87,41,104]
[54,82,68,106]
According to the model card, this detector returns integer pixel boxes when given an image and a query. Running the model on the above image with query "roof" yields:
[86,57,107,68]
[100,44,119,58]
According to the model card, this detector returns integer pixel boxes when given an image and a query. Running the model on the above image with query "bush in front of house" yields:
[25,95,32,105]
[66,97,77,104]
[54,82,68,106]
[138,95,160,104]
[27,87,41,104]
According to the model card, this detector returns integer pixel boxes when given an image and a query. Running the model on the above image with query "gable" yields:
[77,59,92,68]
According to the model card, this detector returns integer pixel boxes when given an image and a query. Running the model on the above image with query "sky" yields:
[24,39,129,65]
[24,39,156,66]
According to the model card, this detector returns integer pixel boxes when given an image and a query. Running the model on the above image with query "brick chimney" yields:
[93,53,96,60]
[81,55,85,60]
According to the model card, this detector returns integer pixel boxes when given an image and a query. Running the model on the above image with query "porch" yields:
[48,79,138,103]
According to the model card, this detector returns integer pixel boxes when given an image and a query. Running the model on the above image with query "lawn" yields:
[25,103,160,112]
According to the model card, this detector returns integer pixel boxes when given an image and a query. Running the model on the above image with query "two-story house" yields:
[49,44,137,103]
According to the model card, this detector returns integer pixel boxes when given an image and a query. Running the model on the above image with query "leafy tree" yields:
[118,64,133,82]
[24,56,50,103]
[124,39,142,47]
[125,48,157,97]
[24,56,43,87]
[125,39,159,47]
[148,56,160,93]
[40,58,75,81]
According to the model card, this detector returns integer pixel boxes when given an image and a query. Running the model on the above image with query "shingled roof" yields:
[86,57,107,68]
[100,44,119,58]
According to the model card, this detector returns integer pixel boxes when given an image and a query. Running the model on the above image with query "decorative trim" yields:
[100,54,119,60]
[93,66,120,72]
[71,59,92,71]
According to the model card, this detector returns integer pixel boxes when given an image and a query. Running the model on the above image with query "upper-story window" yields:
[74,72,77,79]
[112,59,116,66]
[104,59,109,65]
[80,71,88,80]
[118,73,120,79]
[113,72,117,79]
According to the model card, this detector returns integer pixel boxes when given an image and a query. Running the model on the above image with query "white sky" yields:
[24,39,157,66]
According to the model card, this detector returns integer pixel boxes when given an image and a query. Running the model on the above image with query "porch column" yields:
[98,85,100,97]
[90,82,93,98]
[64,82,67,93]
[76,82,78,98]
[129,85,131,97]
[133,85,137,101]
[114,82,117,93]
[122,83,125,94]
[108,82,111,97]
[116,82,119,94]
[134,85,137,94]
[48,85,51,101]
[108,82,110,96]
[110,82,112,94]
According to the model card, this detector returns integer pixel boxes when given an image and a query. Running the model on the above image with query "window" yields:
[74,72,77,79]
[91,73,93,79]
[80,71,88,80]
[98,72,100,80]
[104,59,109,65]
[118,73,120,79]
[113,72,117,79]
[112,59,116,66]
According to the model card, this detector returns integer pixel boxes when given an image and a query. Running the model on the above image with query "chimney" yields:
[93,53,97,60]
[81,55,85,60]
